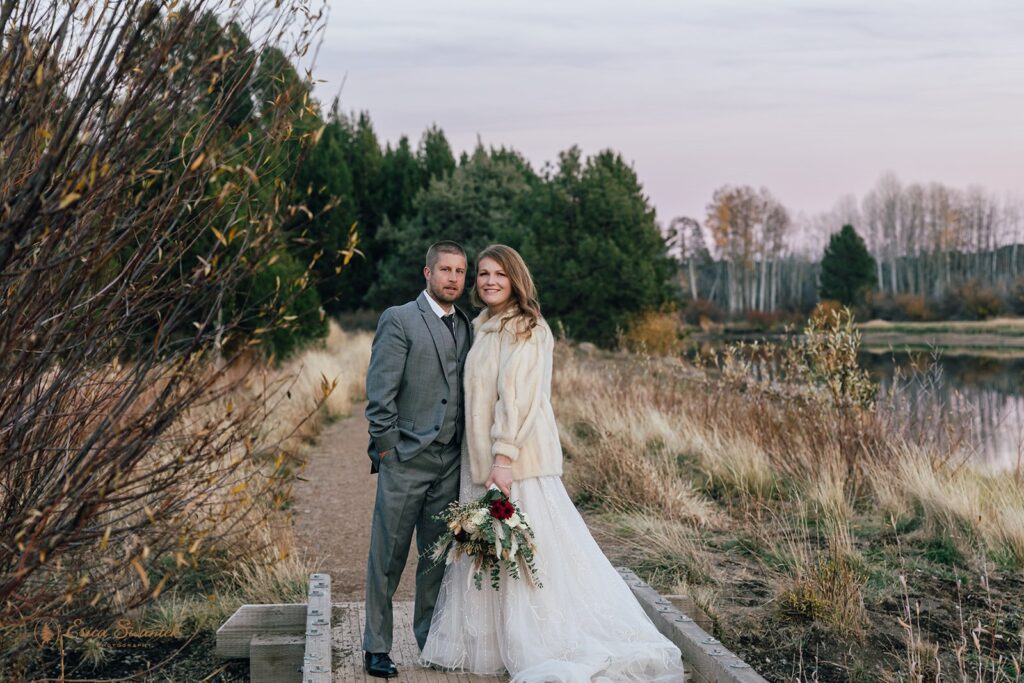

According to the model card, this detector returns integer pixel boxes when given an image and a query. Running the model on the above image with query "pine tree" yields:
[419,125,456,181]
[819,224,877,305]
[381,136,423,224]
[367,145,537,308]
[522,147,674,346]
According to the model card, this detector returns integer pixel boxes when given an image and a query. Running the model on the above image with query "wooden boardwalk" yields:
[332,602,508,682]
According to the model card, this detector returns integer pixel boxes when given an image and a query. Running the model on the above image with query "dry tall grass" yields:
[154,321,372,604]
[553,346,1024,571]
[551,309,1024,676]
[37,322,374,667]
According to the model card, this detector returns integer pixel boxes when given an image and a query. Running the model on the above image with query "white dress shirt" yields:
[424,289,454,317]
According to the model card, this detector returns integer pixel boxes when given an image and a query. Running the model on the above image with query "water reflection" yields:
[861,352,1024,472]
[689,340,1024,471]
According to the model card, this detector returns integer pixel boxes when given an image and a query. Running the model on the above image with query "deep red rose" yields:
[489,500,515,521]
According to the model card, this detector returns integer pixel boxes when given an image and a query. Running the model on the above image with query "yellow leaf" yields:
[267,253,280,266]
[151,575,169,599]
[59,192,81,209]
[99,526,111,551]
[35,64,43,87]
[130,558,150,589]
[230,482,247,495]
[211,227,227,246]
[189,153,205,171]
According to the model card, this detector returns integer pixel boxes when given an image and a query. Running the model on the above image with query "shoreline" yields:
[688,316,1024,357]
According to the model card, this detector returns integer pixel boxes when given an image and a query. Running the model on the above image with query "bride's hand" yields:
[484,458,513,498]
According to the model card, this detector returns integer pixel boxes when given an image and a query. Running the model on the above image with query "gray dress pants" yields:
[362,438,461,653]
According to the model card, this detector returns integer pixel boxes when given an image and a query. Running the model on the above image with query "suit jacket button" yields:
[434,425,440,431]
[441,399,448,404]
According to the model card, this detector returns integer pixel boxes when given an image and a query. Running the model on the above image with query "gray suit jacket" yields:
[365,291,473,473]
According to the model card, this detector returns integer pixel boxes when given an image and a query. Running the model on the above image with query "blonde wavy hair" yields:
[470,244,541,339]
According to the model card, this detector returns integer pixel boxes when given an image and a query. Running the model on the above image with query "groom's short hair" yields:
[426,241,466,269]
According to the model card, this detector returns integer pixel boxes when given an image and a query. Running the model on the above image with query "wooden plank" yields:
[250,633,304,683]
[332,602,508,682]
[663,593,715,633]
[617,567,763,683]
[215,604,307,658]
[304,572,332,682]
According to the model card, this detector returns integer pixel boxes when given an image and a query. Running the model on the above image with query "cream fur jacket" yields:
[464,307,564,485]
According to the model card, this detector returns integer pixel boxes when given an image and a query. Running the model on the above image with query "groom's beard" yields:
[428,282,462,305]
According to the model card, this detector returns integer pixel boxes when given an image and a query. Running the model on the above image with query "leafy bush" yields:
[619,310,685,356]
[743,309,786,332]
[893,294,933,321]
[683,298,724,326]
[1008,277,1024,316]
[939,280,1005,320]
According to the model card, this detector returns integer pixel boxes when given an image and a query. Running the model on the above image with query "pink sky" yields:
[315,0,1024,229]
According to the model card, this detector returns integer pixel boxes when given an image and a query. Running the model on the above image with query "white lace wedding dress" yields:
[419,447,685,682]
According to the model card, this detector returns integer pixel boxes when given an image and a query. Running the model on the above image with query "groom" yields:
[362,241,472,678]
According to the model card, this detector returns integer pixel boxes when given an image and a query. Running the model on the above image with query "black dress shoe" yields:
[364,651,399,678]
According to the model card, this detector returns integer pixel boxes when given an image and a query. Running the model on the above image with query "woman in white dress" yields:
[420,245,685,683]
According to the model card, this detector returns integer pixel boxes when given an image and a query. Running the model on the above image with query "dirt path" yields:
[290,403,418,601]
[289,403,640,603]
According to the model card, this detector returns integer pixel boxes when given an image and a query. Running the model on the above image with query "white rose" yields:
[506,513,521,529]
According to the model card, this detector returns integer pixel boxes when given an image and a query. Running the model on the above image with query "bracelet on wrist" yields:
[492,463,512,469]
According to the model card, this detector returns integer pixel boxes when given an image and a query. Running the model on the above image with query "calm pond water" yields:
[691,339,1024,472]
[862,351,1024,472]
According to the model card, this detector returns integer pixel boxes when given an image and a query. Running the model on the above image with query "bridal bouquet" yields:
[428,486,543,591]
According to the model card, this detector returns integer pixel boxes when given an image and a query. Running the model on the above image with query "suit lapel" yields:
[416,292,453,388]
[454,305,473,364]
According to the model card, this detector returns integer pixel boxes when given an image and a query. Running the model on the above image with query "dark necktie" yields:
[441,313,456,341]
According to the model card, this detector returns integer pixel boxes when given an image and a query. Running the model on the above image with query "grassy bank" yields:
[857,317,1024,336]
[555,319,1024,681]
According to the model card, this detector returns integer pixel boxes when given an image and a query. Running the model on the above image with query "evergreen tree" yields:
[819,224,877,305]
[323,110,384,310]
[368,145,537,308]
[419,125,456,181]
[522,147,674,346]
[381,135,423,224]
[291,117,358,314]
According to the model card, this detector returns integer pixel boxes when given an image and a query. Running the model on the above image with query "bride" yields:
[419,245,685,682]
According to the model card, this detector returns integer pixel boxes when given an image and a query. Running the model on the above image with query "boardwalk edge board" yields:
[617,566,767,683]
[215,573,332,683]
[303,572,332,683]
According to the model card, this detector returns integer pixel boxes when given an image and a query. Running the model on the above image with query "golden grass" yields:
[552,342,1024,569]
[134,321,374,629]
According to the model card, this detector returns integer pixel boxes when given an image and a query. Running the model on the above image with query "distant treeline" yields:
[668,176,1024,322]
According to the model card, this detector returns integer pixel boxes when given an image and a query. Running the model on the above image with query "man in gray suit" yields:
[362,241,472,678]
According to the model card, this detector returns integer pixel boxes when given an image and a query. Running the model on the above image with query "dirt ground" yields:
[290,403,419,601]
[288,405,630,603]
